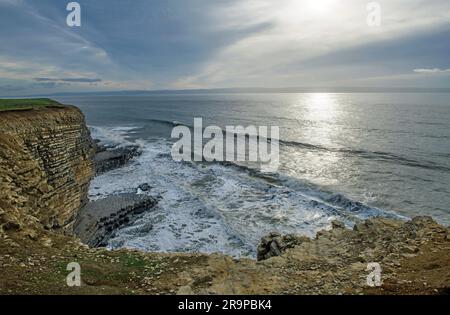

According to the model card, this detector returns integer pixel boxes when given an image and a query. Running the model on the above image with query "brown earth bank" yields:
[0,105,449,295]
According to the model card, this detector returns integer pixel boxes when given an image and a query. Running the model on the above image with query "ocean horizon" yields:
[2,0,450,297]
[51,92,450,257]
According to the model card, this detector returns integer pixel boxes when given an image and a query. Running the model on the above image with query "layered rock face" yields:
[74,193,158,247]
[0,106,95,235]
[93,144,141,175]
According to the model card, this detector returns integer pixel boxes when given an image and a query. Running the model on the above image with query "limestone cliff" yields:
[0,104,448,295]
[0,106,95,236]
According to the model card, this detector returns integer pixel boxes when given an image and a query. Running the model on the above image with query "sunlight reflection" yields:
[285,93,343,187]
[304,93,338,123]
[302,92,340,148]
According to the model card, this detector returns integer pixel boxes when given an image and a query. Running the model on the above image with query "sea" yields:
[54,93,450,258]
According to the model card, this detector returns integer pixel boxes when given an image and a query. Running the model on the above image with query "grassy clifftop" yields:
[0,98,64,112]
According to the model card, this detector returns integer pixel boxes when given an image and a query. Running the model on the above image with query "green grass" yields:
[0,98,64,112]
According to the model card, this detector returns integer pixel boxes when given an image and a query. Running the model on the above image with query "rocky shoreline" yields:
[93,141,142,175]
[74,193,158,247]
[0,105,449,295]
[71,138,158,247]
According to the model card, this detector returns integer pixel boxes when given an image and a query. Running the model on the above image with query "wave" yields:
[89,125,142,147]
[137,118,193,128]
[212,158,405,222]
[280,140,450,172]
[130,119,449,172]
[89,125,410,257]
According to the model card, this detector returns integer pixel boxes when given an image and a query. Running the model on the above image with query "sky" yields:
[0,0,450,96]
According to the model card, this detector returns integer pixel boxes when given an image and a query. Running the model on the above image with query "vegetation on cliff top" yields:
[0,98,64,111]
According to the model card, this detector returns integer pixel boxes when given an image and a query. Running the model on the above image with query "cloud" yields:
[0,0,115,87]
[2,0,450,94]
[33,77,102,83]
[414,68,450,74]
[169,0,450,88]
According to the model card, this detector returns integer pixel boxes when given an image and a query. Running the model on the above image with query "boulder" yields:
[257,232,309,261]
[138,183,152,192]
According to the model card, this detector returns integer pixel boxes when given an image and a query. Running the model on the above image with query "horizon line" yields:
[3,86,450,98]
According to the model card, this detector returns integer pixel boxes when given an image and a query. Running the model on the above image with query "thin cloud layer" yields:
[414,68,450,74]
[34,77,102,83]
[0,0,449,95]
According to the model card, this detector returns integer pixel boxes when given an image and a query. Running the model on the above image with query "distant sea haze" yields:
[28,87,450,98]
[54,92,450,257]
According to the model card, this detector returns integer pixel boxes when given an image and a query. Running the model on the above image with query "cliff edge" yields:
[0,105,95,236]
[0,102,448,295]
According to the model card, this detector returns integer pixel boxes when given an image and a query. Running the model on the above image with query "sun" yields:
[280,0,339,24]
[306,0,337,14]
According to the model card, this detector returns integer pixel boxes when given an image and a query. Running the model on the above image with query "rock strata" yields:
[74,193,158,247]
[93,144,141,175]
[1,104,449,295]
[0,106,94,235]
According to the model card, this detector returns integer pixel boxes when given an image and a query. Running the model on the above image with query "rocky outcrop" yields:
[74,194,158,247]
[257,220,345,260]
[253,216,450,293]
[257,232,310,261]
[1,215,448,295]
[0,103,448,295]
[0,106,95,235]
[93,144,141,175]
[257,217,448,264]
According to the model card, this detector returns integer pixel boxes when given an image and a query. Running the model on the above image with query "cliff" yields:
[0,103,448,295]
[0,105,95,236]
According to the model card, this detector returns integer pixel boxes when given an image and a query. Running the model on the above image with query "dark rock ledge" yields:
[74,194,158,247]
[93,141,142,175]
[74,140,153,248]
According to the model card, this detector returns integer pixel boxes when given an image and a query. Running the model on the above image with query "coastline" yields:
[0,103,449,295]
[1,214,449,295]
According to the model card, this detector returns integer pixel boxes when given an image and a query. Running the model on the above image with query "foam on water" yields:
[90,125,142,148]
[89,126,407,258]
